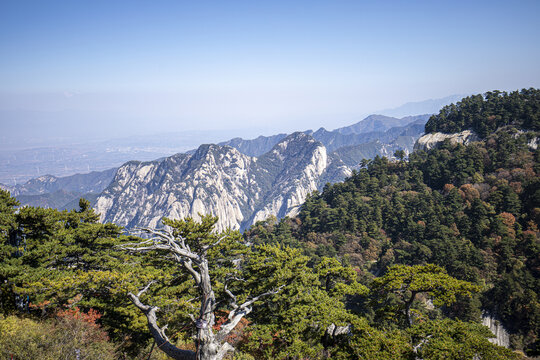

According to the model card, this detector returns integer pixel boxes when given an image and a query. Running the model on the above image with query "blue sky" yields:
[1,0,539,141]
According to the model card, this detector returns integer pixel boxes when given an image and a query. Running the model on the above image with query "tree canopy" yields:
[425,88,540,137]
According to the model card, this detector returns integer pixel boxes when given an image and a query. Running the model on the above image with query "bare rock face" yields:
[414,130,480,151]
[95,133,350,232]
[482,313,510,348]
[527,137,538,150]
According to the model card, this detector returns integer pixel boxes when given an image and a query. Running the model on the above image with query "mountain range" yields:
[3,113,431,231]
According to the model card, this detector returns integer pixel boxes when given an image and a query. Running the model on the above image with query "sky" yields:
[1,0,539,145]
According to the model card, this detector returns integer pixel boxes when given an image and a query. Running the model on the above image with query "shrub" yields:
[0,308,118,360]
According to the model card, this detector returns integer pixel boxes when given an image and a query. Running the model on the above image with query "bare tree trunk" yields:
[121,225,281,360]
[128,287,196,360]
[194,261,233,360]
[404,291,418,327]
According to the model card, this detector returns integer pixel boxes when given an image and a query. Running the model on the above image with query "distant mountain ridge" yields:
[4,168,116,196]
[5,113,431,213]
[377,94,468,118]
[92,114,431,232]
[334,114,428,135]
[0,168,117,211]
[217,134,288,157]
[1,94,461,185]
[213,114,430,156]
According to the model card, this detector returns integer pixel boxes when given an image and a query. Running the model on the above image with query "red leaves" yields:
[56,307,102,328]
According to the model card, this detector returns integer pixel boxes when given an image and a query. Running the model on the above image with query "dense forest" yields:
[425,88,540,137]
[1,89,538,359]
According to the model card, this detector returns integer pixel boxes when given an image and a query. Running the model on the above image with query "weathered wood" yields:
[121,227,282,360]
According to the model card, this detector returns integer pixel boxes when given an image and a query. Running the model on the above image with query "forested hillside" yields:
[246,89,540,356]
[425,88,540,137]
[0,193,522,359]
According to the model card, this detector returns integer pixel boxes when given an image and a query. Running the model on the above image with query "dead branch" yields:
[128,282,195,360]
[217,285,284,341]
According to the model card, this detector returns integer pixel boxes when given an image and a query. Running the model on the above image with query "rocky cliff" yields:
[482,313,510,348]
[413,130,480,151]
[95,133,350,232]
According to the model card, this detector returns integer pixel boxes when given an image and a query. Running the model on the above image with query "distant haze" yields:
[1,93,460,152]
[1,1,539,149]
[0,95,447,186]
[377,95,469,119]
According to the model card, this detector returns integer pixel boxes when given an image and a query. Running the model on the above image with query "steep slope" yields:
[95,133,350,231]
[248,133,350,223]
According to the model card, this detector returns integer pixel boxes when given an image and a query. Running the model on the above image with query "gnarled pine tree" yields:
[120,215,282,360]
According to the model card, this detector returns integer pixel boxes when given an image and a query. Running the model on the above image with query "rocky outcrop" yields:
[482,313,510,348]
[528,137,538,150]
[95,133,350,232]
[414,130,480,151]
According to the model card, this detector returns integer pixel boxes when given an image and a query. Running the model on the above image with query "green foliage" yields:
[0,189,18,237]
[3,89,539,357]
[0,189,20,313]
[237,245,366,359]
[425,88,540,137]
[0,195,169,354]
[329,317,412,360]
[408,319,522,360]
[371,264,480,327]
[163,214,244,256]
[0,190,517,359]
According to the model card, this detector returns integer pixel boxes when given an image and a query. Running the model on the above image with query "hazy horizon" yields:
[0,93,465,151]
[1,0,540,149]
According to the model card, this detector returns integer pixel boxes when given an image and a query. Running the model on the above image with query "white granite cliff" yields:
[482,313,510,348]
[95,133,350,232]
[414,130,480,151]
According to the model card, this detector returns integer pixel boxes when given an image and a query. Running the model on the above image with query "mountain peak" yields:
[269,132,321,156]
[335,114,401,135]
[191,143,242,160]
